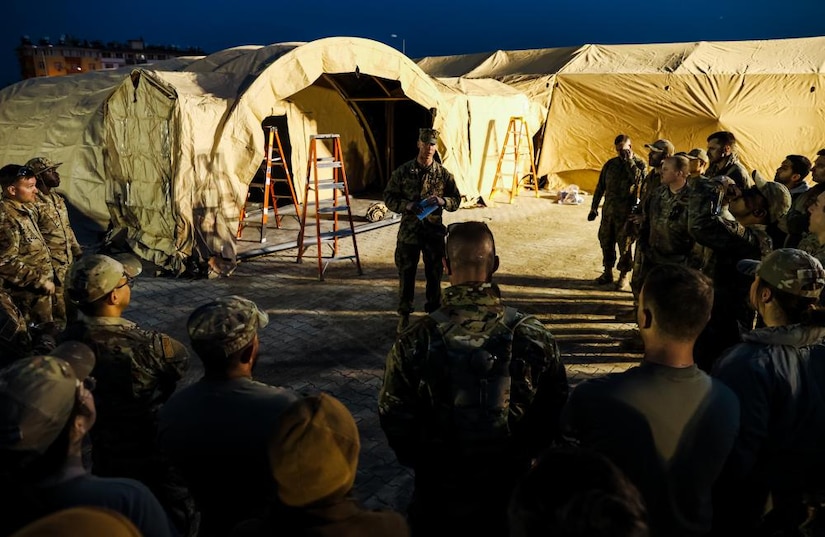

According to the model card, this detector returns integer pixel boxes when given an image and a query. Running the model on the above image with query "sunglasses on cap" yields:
[115,273,136,290]
[16,166,35,178]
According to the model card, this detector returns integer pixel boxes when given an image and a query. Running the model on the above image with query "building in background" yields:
[16,35,204,79]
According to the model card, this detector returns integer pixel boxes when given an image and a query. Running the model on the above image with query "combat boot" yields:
[595,269,614,285]
[396,313,410,334]
[615,271,630,291]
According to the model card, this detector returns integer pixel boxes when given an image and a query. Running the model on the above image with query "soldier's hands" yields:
[405,202,417,213]
[620,148,632,161]
[587,209,598,221]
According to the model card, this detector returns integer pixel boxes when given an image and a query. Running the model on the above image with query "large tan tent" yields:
[418,37,825,193]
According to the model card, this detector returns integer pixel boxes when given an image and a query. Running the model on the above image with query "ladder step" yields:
[316,161,343,169]
[315,182,346,190]
[312,134,340,140]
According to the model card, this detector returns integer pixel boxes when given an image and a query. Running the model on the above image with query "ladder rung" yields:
[312,134,340,140]
[316,161,342,169]
[315,182,345,190]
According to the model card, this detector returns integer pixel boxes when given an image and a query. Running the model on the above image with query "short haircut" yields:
[707,131,737,149]
[641,264,713,341]
[0,164,24,189]
[509,446,649,537]
[446,221,496,274]
[786,154,812,179]
[192,340,253,375]
[665,155,689,173]
[614,134,630,146]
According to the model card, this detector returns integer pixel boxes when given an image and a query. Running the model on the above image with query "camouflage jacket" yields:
[0,198,54,292]
[590,155,646,216]
[642,183,694,265]
[706,154,752,190]
[34,190,82,273]
[639,168,662,213]
[688,182,772,287]
[785,183,825,246]
[62,316,189,436]
[383,159,461,243]
[378,282,568,471]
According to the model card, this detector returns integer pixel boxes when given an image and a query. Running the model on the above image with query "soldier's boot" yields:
[595,269,614,285]
[615,271,631,291]
[396,313,410,334]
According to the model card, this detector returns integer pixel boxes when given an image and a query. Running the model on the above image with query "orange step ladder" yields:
[296,134,363,280]
[489,116,539,203]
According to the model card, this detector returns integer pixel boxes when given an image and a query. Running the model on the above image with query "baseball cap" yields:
[737,248,825,298]
[750,171,791,224]
[0,344,95,454]
[419,128,439,144]
[25,157,62,176]
[67,253,142,305]
[187,295,268,355]
[686,148,709,164]
[644,139,675,155]
[10,507,142,537]
[269,393,360,507]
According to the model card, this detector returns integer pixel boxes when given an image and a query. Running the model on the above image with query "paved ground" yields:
[119,191,641,512]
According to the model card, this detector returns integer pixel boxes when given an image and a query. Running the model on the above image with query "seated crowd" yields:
[1,142,825,537]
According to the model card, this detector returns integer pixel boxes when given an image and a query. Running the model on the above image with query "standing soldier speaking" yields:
[26,157,83,327]
[588,134,646,290]
[383,128,461,334]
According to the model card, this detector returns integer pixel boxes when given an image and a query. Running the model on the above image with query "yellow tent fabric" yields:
[418,36,825,193]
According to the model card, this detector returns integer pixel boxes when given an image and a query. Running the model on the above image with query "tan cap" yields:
[269,393,360,506]
[10,506,141,537]
[644,139,675,155]
[25,157,62,176]
[686,148,709,164]
[187,295,268,355]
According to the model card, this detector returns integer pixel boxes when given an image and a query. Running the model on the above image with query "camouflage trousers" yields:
[395,232,446,315]
[597,213,635,273]
[7,288,52,326]
[52,263,73,327]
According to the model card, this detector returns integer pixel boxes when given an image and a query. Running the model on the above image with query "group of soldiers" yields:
[589,131,825,369]
[0,159,83,360]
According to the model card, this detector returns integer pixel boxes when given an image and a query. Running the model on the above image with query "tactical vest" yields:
[425,306,533,457]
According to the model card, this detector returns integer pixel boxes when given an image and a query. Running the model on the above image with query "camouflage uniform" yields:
[633,182,694,292]
[0,288,32,366]
[688,183,777,371]
[706,154,752,190]
[590,155,646,273]
[383,157,460,315]
[785,183,825,248]
[379,282,568,536]
[0,198,54,325]
[33,189,82,325]
[62,254,195,535]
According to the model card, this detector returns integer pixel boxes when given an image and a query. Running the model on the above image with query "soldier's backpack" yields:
[425,306,534,456]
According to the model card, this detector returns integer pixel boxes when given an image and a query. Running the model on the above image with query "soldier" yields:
[690,174,792,371]
[684,148,709,186]
[26,157,83,326]
[800,190,825,279]
[159,295,299,537]
[713,249,825,535]
[705,131,752,189]
[763,155,812,249]
[633,155,693,292]
[587,134,646,290]
[0,164,55,325]
[563,264,739,536]
[383,128,461,333]
[783,149,823,248]
[62,253,194,536]
[379,221,568,537]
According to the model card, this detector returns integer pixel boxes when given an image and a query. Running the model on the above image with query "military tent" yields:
[417,36,825,192]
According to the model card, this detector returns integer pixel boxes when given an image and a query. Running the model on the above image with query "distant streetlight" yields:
[390,34,406,55]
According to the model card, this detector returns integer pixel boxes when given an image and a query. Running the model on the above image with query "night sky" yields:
[3,0,824,89]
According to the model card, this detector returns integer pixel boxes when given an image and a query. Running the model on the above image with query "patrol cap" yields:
[686,148,709,164]
[67,253,143,305]
[187,295,268,355]
[25,157,62,176]
[752,175,791,224]
[269,393,360,507]
[644,139,675,155]
[0,345,95,454]
[0,164,34,188]
[737,248,825,299]
[419,128,439,144]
